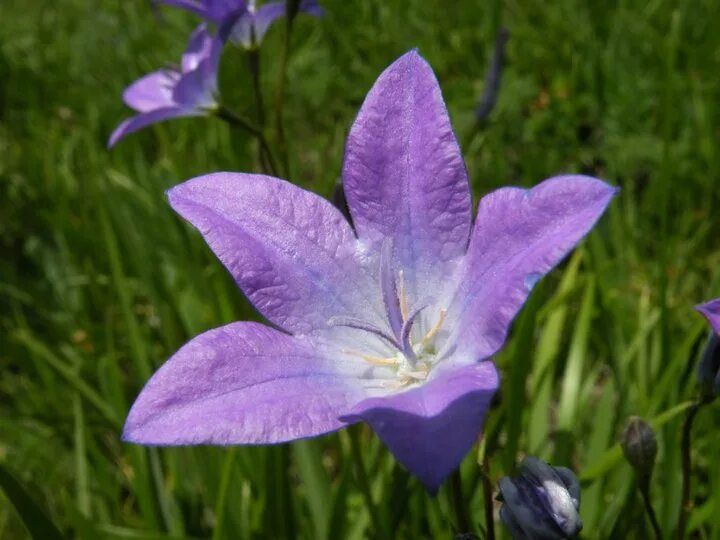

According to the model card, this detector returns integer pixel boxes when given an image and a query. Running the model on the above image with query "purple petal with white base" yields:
[124,322,367,444]
[342,51,472,302]
[124,51,616,492]
[167,173,383,335]
[697,299,720,335]
[341,361,498,493]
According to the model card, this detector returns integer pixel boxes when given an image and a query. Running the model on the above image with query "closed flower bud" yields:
[498,457,582,539]
[620,416,657,491]
[696,333,720,401]
[696,300,720,400]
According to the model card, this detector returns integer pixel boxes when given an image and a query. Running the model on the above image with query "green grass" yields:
[2,0,720,538]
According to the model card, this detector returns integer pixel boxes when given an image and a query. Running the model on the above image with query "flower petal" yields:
[341,50,472,301]
[231,1,322,46]
[122,70,178,113]
[697,299,720,335]
[181,24,214,73]
[340,361,498,493]
[158,0,208,18]
[108,107,197,148]
[123,322,366,445]
[174,31,222,109]
[167,173,384,335]
[445,175,617,362]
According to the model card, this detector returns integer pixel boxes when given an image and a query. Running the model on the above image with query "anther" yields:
[398,270,409,322]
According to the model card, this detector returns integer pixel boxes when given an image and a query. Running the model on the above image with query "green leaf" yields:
[0,463,65,540]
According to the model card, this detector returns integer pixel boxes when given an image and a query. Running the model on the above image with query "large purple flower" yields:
[109,24,221,147]
[122,51,617,492]
[159,0,323,47]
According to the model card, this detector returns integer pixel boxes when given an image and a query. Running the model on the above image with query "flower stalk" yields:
[450,469,472,534]
[481,452,495,540]
[677,397,710,540]
[216,105,279,176]
[273,4,297,177]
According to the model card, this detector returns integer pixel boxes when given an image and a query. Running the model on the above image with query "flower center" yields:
[331,244,448,389]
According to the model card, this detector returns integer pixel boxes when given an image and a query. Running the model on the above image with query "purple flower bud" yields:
[695,300,720,400]
[620,416,657,490]
[498,457,582,539]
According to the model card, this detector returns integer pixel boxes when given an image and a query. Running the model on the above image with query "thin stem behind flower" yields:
[481,451,495,540]
[273,12,295,177]
[450,468,472,534]
[677,398,710,540]
[216,106,279,176]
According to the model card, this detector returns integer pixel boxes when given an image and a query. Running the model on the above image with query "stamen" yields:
[421,308,447,347]
[401,370,429,380]
[398,270,409,321]
[343,349,398,367]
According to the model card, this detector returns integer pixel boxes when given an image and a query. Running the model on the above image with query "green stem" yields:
[246,48,269,171]
[348,427,388,539]
[216,106,279,176]
[247,48,265,125]
[273,13,295,177]
[640,487,663,540]
[677,399,709,539]
[450,469,471,534]
[481,452,495,540]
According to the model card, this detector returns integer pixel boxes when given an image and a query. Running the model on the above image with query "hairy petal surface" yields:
[340,361,498,493]
[123,322,366,444]
[697,299,720,335]
[168,173,382,334]
[446,175,617,362]
[108,107,197,148]
[342,50,472,300]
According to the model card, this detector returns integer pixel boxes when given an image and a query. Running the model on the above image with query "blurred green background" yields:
[2,0,720,538]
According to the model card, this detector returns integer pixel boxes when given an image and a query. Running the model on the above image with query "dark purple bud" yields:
[475,27,509,122]
[697,332,720,401]
[498,457,582,539]
[620,416,657,491]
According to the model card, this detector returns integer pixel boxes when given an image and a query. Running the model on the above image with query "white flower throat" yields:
[331,244,448,389]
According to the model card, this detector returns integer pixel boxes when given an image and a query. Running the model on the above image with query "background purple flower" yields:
[159,0,323,47]
[109,24,222,147]
[122,51,616,492]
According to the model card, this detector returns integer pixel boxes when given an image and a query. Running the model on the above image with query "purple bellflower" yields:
[109,24,222,148]
[159,0,323,47]
[122,51,617,492]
